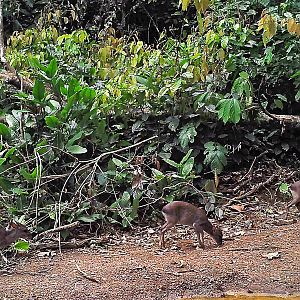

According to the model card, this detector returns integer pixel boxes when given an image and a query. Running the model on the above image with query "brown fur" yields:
[0,222,31,249]
[287,181,300,212]
[159,201,223,249]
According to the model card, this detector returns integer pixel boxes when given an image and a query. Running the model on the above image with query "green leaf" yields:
[131,196,140,220]
[274,99,283,109]
[181,149,193,164]
[296,90,300,102]
[66,145,87,154]
[166,116,179,132]
[217,98,241,124]
[28,57,47,72]
[112,158,124,167]
[0,123,11,138]
[32,80,45,101]
[204,142,228,174]
[264,47,273,64]
[80,87,96,102]
[45,115,60,129]
[46,59,58,78]
[178,124,197,149]
[19,167,40,180]
[221,36,229,48]
[97,174,108,186]
[275,94,287,102]
[60,94,77,120]
[181,0,191,11]
[14,240,30,251]
[162,158,179,169]
[136,76,151,88]
[0,158,6,166]
[239,71,249,79]
[0,177,14,193]
[4,147,16,158]
[279,182,289,194]
[180,157,194,177]
[152,168,165,180]
[78,214,104,222]
[158,86,169,98]
[66,131,84,147]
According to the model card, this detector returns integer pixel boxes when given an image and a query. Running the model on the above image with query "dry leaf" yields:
[262,251,280,260]
[229,204,245,212]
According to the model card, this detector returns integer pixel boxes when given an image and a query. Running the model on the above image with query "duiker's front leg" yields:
[193,223,205,249]
[159,222,174,249]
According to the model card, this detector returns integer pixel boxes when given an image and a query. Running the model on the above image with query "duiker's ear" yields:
[9,221,18,229]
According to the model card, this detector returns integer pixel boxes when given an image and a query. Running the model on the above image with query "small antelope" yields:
[159,201,223,249]
[0,222,31,249]
[287,181,300,212]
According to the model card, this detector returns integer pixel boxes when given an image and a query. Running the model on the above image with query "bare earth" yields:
[0,220,299,300]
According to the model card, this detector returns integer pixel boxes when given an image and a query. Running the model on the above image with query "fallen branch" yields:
[76,264,101,284]
[231,172,279,201]
[33,237,106,250]
[34,221,80,239]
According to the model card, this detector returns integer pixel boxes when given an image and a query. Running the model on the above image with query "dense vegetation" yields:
[0,0,300,240]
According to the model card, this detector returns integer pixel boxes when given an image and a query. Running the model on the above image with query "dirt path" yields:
[0,221,299,300]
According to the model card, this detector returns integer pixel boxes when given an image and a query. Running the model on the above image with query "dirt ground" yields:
[0,216,299,300]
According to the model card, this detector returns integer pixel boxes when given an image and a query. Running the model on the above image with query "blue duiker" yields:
[0,222,31,249]
[160,201,223,249]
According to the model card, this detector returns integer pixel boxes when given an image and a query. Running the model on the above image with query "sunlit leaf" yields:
[66,145,87,154]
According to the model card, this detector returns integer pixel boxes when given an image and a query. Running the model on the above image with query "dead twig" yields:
[76,264,101,284]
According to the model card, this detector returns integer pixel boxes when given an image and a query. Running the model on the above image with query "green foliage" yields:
[14,240,30,251]
[204,142,228,175]
[1,0,300,230]
[279,182,290,195]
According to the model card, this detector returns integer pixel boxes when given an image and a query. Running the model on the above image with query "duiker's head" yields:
[213,226,223,246]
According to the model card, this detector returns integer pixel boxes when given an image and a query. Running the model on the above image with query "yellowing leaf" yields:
[52,27,58,42]
[287,18,297,34]
[204,16,210,30]
[181,0,191,11]
[218,48,226,60]
[201,58,209,81]
[193,66,201,81]
[194,0,210,13]
[258,15,266,32]
[258,14,277,45]
[296,23,300,36]
[267,16,277,38]
[197,12,204,34]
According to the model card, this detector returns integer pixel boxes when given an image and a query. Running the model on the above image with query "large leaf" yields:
[178,124,197,149]
[32,80,45,102]
[45,115,60,129]
[217,98,241,124]
[0,123,11,138]
[46,59,58,78]
[204,142,228,174]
